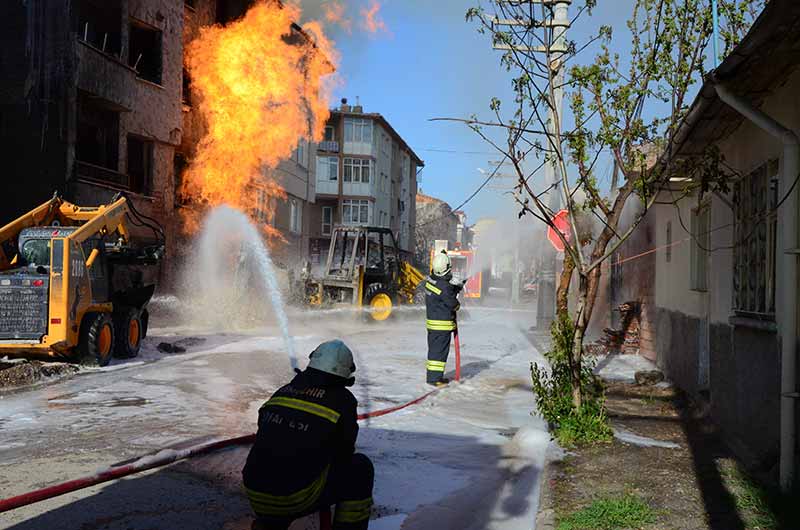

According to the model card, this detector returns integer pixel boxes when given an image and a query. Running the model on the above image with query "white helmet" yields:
[432,251,451,276]
[307,340,356,380]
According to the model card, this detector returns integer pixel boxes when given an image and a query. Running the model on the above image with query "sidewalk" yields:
[536,354,799,530]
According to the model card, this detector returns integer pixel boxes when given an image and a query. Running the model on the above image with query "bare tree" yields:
[453,0,763,408]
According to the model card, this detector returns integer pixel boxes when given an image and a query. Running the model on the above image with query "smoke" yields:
[361,1,389,36]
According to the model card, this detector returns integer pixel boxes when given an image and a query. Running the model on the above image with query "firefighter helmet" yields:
[307,339,356,379]
[432,251,451,276]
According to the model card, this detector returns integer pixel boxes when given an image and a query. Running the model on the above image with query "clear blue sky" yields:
[300,1,637,223]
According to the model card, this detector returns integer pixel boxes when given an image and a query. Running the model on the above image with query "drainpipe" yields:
[714,81,798,492]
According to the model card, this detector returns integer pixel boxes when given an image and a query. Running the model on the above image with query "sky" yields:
[298,1,636,223]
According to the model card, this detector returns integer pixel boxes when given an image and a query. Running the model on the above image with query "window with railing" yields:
[74,0,122,56]
[733,160,778,317]
[129,20,163,85]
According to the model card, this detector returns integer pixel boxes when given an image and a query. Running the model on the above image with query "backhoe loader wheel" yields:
[364,284,394,322]
[78,313,115,367]
[114,308,143,359]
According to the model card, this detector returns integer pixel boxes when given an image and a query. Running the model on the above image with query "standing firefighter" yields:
[243,340,374,530]
[424,251,465,386]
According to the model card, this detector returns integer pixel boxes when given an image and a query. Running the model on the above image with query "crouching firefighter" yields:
[243,340,374,530]
[424,251,465,386]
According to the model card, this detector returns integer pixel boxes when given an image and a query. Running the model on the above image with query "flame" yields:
[361,0,388,35]
[181,0,337,237]
[322,1,352,33]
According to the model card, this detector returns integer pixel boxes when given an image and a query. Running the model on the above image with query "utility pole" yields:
[493,0,570,329]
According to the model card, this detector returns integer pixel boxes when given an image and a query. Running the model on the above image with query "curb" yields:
[535,445,559,530]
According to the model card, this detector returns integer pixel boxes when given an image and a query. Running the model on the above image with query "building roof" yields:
[666,0,800,160]
[330,109,425,167]
[416,192,448,206]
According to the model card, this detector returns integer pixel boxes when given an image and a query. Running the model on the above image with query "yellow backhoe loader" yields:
[0,194,164,366]
[292,226,425,321]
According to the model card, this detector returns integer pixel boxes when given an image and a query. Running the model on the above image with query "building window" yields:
[127,135,154,195]
[76,93,120,172]
[342,199,371,225]
[129,20,163,85]
[665,221,672,263]
[174,152,188,205]
[344,118,372,144]
[324,126,335,142]
[295,139,307,168]
[75,0,122,56]
[343,158,371,183]
[182,68,192,106]
[256,190,276,226]
[690,204,709,292]
[733,160,778,316]
[289,199,302,234]
[317,156,338,182]
[322,206,333,236]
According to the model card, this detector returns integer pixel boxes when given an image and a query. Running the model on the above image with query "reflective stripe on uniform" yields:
[426,360,446,372]
[261,396,341,424]
[334,497,374,523]
[426,319,456,331]
[425,282,442,295]
[245,467,329,516]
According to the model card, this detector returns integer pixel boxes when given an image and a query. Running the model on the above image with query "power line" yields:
[422,148,499,155]
[416,156,508,228]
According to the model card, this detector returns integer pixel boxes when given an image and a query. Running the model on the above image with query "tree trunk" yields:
[570,273,589,409]
[556,253,574,320]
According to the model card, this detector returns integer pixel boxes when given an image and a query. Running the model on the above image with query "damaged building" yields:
[0,0,319,283]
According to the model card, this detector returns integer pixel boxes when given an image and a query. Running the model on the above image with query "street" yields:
[0,304,548,530]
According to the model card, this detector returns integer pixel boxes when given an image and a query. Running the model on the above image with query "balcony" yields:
[77,40,135,112]
[75,160,130,189]
[318,141,340,153]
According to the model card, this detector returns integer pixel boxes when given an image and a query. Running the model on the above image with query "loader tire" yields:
[364,284,394,322]
[114,307,143,359]
[78,312,115,367]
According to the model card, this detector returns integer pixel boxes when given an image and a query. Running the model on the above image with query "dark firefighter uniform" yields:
[242,368,374,529]
[424,274,463,384]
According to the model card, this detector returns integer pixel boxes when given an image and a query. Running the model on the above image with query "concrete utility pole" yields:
[493,0,570,328]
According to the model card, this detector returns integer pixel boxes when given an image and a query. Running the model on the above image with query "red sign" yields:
[547,209,571,252]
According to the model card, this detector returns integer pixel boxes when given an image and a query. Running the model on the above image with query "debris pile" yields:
[0,360,79,389]
[587,301,641,356]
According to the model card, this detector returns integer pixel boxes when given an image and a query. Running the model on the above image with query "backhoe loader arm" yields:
[0,197,64,270]
[67,197,132,245]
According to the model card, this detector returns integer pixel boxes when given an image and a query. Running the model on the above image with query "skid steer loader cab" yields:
[0,196,162,366]
[303,226,425,321]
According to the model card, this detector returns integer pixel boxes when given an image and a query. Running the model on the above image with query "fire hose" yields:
[0,388,441,514]
[0,331,464,514]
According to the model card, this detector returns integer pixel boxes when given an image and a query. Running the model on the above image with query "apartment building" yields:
[309,100,424,264]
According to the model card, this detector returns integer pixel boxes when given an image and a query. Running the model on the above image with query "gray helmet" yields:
[307,340,356,379]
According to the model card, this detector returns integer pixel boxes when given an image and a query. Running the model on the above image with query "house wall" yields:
[644,67,800,472]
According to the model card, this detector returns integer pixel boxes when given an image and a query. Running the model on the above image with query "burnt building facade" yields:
[0,1,266,286]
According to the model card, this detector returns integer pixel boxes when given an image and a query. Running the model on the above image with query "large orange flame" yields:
[361,0,388,35]
[182,0,337,236]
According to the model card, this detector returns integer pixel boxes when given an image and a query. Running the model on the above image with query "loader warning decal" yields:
[0,277,50,340]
